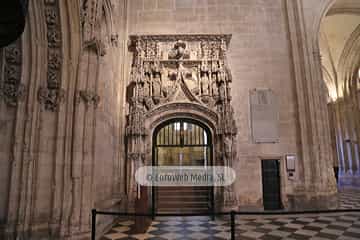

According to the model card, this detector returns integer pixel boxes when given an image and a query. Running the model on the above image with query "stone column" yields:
[285,0,337,210]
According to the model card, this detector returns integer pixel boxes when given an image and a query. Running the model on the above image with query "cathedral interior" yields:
[0,0,360,239]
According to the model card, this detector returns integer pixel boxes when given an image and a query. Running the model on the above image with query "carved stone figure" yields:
[201,73,210,96]
[143,79,151,98]
[201,40,210,59]
[219,83,226,102]
[137,84,144,102]
[130,67,139,83]
[212,61,219,73]
[201,61,209,73]
[152,61,161,73]
[168,40,189,59]
[218,60,227,83]
[144,62,151,74]
[111,34,119,47]
[152,74,162,98]
[224,136,233,160]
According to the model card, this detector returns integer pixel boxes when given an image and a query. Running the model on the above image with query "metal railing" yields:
[92,208,360,240]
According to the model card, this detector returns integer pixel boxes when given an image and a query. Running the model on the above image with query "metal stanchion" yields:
[230,211,235,240]
[91,209,97,240]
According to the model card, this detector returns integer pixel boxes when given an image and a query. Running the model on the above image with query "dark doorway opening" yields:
[152,119,214,215]
[261,159,282,210]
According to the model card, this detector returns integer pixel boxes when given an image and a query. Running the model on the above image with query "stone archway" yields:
[151,118,214,214]
[317,1,360,186]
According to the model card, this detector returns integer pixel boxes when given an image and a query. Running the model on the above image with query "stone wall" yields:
[0,0,128,239]
[127,0,302,210]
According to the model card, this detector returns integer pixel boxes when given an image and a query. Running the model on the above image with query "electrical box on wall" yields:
[285,154,296,180]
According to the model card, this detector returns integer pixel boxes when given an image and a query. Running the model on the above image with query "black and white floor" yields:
[101,188,360,240]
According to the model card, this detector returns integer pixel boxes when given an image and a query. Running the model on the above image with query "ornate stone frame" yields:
[125,34,239,211]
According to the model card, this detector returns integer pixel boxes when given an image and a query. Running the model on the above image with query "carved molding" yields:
[0,41,25,107]
[146,102,219,124]
[38,87,65,112]
[129,34,232,46]
[38,0,64,112]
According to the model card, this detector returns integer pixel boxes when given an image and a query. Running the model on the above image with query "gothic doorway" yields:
[152,119,214,214]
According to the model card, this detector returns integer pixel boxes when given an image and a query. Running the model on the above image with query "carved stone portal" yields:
[126,35,238,210]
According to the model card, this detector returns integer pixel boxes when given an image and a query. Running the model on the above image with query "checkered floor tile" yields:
[339,188,360,209]
[101,189,360,239]
[234,213,360,240]
[101,217,231,240]
[101,214,360,240]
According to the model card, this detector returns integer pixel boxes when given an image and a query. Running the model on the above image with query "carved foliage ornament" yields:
[76,90,100,108]
[38,0,64,112]
[0,41,25,107]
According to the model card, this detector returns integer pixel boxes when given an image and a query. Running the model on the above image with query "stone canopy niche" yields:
[126,34,238,211]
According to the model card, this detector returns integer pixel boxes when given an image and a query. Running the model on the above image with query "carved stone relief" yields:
[81,0,117,55]
[38,0,64,112]
[0,40,25,107]
[76,90,100,108]
[128,35,234,110]
[126,35,238,209]
[111,34,119,47]
[81,0,104,41]
[84,37,107,56]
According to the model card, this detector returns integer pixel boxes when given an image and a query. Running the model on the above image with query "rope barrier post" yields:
[230,211,235,240]
[91,209,96,240]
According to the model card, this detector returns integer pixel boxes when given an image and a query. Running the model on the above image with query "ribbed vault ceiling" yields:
[320,0,360,101]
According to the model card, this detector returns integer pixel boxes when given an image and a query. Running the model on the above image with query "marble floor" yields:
[339,188,360,209]
[100,188,360,240]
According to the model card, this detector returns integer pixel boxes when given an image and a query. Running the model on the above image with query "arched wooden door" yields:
[152,119,214,214]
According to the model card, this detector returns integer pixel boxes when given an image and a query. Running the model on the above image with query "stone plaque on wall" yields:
[250,89,279,143]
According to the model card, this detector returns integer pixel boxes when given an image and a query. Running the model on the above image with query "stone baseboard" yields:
[287,192,339,211]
